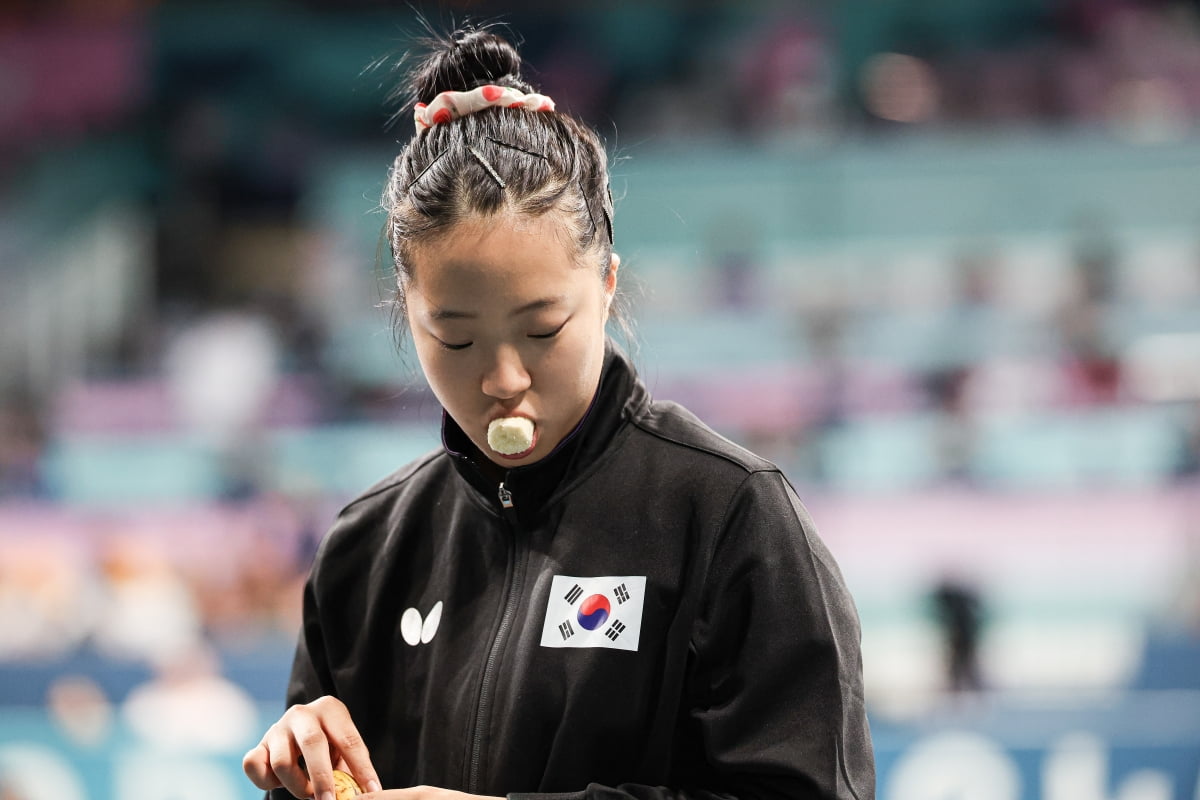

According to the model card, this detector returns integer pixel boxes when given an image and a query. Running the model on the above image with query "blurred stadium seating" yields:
[3,2,1200,798]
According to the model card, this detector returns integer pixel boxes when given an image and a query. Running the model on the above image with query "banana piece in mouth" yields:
[332,769,363,799]
[487,416,535,455]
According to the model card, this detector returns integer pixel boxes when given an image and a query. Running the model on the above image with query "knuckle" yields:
[339,731,365,751]
[241,747,261,771]
[244,765,275,791]
[311,694,341,710]
[298,728,326,749]
[267,747,291,773]
[282,704,311,724]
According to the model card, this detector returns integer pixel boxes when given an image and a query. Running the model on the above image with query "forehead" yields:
[407,213,592,300]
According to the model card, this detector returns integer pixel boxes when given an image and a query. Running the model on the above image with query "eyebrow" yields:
[429,296,566,321]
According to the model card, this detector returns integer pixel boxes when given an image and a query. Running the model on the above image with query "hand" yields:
[242,695,383,799]
[362,789,502,800]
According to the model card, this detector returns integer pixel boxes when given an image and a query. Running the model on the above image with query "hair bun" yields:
[410,27,533,105]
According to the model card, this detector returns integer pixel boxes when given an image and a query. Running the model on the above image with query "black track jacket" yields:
[271,346,874,800]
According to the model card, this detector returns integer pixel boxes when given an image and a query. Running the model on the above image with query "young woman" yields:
[243,26,873,800]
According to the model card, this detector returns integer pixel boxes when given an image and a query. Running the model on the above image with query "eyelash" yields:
[529,323,566,340]
[434,322,565,351]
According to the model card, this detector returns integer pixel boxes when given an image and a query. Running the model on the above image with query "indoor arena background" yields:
[2,1,1199,798]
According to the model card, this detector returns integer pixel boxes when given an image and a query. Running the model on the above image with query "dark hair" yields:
[382,26,615,318]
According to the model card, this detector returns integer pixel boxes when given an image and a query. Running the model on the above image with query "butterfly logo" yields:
[400,601,443,646]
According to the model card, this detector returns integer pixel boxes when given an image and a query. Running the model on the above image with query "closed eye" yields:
[529,321,567,340]
[437,339,472,351]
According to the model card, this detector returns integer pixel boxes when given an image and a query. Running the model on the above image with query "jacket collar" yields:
[442,342,646,521]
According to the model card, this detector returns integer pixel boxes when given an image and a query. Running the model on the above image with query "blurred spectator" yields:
[153,97,230,309]
[46,675,113,748]
[1056,217,1126,406]
[705,212,764,310]
[805,304,852,430]
[91,534,203,664]
[0,541,95,660]
[1057,301,1124,405]
[734,12,836,138]
[164,310,280,499]
[121,642,258,753]
[190,495,316,645]
[952,245,999,312]
[1070,215,1122,307]
[0,397,46,498]
[927,367,976,483]
[930,575,986,694]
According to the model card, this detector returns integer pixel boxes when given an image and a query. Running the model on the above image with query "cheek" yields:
[545,325,604,394]
[414,344,469,405]
[411,336,441,385]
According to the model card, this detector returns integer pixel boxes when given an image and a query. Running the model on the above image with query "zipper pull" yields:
[498,482,514,509]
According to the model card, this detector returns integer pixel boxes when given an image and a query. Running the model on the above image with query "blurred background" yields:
[2,0,1200,797]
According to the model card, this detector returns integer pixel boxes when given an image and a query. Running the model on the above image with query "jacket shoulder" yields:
[629,398,777,475]
[317,447,447,553]
[340,447,447,513]
[308,447,449,589]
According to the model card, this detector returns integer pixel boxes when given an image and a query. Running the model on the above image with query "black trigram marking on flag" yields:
[605,620,626,641]
[614,583,630,604]
[564,584,583,604]
[558,620,575,640]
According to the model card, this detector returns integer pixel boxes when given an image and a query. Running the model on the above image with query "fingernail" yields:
[367,780,383,793]
[320,792,335,800]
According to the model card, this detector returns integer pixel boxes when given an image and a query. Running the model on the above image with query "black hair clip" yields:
[580,181,599,242]
[580,179,614,246]
[406,148,449,193]
[486,136,549,160]
[604,184,614,244]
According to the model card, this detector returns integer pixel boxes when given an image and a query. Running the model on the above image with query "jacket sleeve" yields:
[510,470,874,800]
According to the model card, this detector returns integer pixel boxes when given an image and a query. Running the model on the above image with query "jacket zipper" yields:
[468,481,523,792]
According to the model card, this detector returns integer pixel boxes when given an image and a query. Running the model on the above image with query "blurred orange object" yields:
[332,769,363,799]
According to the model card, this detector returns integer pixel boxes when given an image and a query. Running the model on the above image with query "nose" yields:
[481,345,531,400]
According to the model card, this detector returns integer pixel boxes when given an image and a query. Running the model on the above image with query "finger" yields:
[292,713,337,800]
[242,742,281,791]
[327,726,382,794]
[266,722,315,800]
[308,696,382,794]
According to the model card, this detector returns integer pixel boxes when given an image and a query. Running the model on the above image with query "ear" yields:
[603,253,620,317]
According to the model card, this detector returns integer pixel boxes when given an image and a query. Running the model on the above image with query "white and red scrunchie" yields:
[414,84,556,130]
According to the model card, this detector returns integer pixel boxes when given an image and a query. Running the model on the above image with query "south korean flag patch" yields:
[540,575,646,651]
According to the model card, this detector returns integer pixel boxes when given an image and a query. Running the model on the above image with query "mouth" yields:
[487,415,538,459]
[495,440,537,460]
